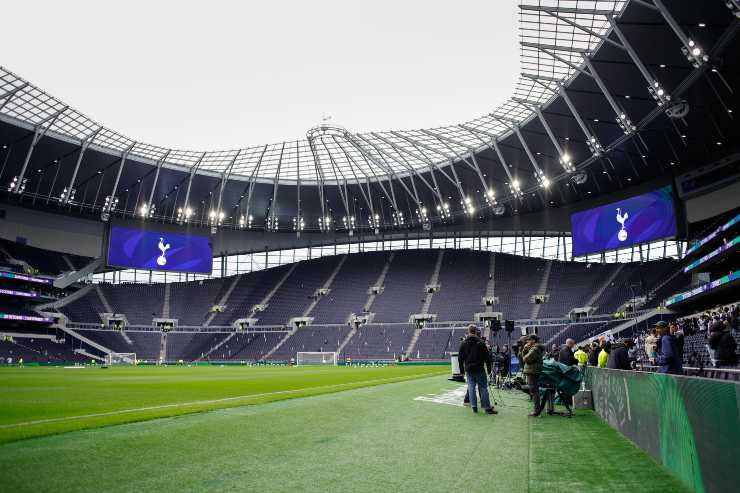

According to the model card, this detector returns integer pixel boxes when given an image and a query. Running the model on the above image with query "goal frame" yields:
[296,351,338,366]
[106,352,137,366]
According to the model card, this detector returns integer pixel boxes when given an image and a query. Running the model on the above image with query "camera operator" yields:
[458,324,497,415]
[499,344,511,378]
[522,334,545,417]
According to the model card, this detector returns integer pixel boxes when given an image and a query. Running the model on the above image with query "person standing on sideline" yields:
[522,334,545,417]
[458,325,496,415]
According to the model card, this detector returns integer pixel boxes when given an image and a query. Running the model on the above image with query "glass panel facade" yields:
[92,234,686,284]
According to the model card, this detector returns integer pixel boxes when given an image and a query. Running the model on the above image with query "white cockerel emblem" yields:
[157,237,171,266]
[616,208,629,242]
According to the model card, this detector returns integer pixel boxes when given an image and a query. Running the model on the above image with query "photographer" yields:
[522,334,545,417]
[458,325,496,415]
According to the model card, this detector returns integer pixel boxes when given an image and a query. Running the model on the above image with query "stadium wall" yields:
[586,368,740,493]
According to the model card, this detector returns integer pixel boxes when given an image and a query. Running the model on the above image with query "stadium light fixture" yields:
[9,176,26,194]
[318,215,332,232]
[559,152,575,173]
[103,195,119,212]
[681,39,709,67]
[139,203,155,218]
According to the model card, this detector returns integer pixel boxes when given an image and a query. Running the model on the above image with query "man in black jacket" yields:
[558,338,578,366]
[587,341,600,366]
[713,326,738,367]
[607,339,634,370]
[458,325,496,415]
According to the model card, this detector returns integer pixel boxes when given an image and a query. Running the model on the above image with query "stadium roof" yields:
[0,1,627,183]
[1,0,738,232]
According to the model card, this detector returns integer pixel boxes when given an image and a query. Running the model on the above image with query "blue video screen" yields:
[570,186,677,257]
[107,225,213,274]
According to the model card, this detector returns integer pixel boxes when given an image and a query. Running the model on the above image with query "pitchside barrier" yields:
[585,367,740,493]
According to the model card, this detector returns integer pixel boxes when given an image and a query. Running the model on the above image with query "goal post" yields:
[106,353,137,365]
[296,351,338,366]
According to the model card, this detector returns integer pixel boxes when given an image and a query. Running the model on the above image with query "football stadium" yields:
[1,1,739,492]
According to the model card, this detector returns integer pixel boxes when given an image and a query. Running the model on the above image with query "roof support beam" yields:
[215,150,241,224]
[370,133,442,205]
[179,152,206,222]
[267,142,285,231]
[62,127,101,205]
[458,124,522,198]
[349,134,416,209]
[389,131,458,186]
[13,106,67,193]
[518,5,619,16]
[420,129,492,198]
[295,141,302,235]
[523,74,603,157]
[512,98,573,172]
[106,142,135,212]
[580,57,636,133]
[332,136,375,224]
[145,149,171,212]
[0,83,29,112]
[243,145,268,229]
[493,117,548,186]
[307,140,328,228]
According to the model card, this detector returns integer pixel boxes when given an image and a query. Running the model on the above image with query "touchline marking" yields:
[0,374,431,430]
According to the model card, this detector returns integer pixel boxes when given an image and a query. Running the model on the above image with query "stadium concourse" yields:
[2,0,740,492]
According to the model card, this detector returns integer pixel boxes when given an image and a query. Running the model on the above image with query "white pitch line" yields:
[0,374,427,430]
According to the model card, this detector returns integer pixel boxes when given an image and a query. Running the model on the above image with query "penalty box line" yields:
[0,373,435,430]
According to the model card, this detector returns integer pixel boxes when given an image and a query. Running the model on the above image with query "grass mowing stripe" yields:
[0,366,447,443]
[0,373,436,430]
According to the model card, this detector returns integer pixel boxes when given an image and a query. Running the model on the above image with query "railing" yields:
[635,364,740,381]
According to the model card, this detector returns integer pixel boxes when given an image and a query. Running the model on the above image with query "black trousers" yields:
[527,373,541,413]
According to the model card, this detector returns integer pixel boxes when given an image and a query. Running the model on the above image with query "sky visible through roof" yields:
[2,0,519,150]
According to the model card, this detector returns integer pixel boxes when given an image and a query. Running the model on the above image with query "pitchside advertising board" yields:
[570,186,678,257]
[106,225,213,274]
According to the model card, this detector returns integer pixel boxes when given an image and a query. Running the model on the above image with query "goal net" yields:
[296,352,338,366]
[106,353,137,365]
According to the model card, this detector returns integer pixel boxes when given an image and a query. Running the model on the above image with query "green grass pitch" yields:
[0,365,688,492]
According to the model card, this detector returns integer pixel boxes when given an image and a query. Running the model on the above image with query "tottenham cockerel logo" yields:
[616,208,629,242]
[157,237,171,266]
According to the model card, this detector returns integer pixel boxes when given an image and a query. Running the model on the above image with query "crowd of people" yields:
[457,305,739,417]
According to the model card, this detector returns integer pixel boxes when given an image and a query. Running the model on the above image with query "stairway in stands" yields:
[420,250,445,314]
[204,274,242,327]
[95,285,114,314]
[363,252,395,313]
[530,260,552,319]
[162,284,171,318]
[586,264,626,309]
[302,254,348,317]
[484,253,495,313]
[252,263,298,319]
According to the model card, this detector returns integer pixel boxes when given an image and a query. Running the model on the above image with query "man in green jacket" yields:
[522,334,545,417]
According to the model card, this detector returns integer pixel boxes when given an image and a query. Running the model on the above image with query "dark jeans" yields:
[527,373,541,413]
[466,368,491,410]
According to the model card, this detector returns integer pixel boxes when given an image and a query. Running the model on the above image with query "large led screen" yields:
[107,225,213,274]
[570,186,677,257]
